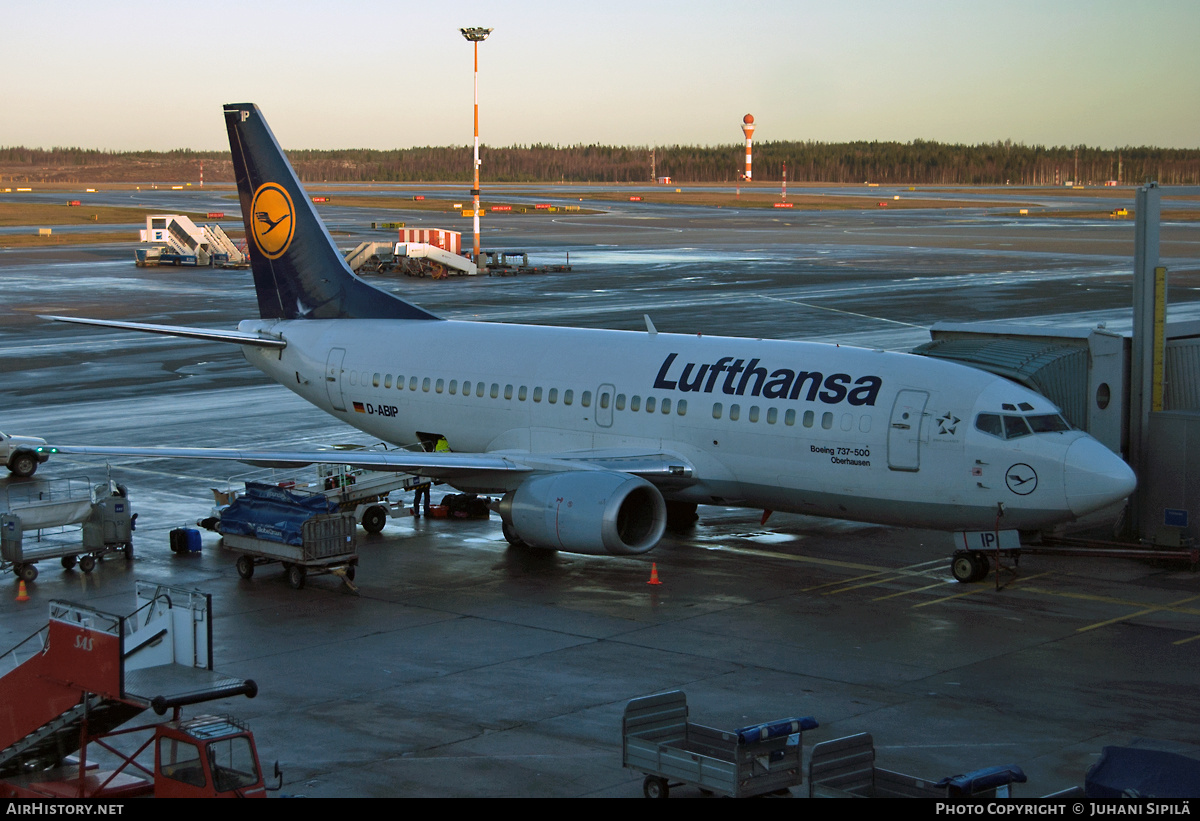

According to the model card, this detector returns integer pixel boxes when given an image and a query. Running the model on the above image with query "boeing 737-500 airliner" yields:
[44,104,1137,581]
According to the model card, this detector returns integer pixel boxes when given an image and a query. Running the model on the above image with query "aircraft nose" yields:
[1064,437,1137,517]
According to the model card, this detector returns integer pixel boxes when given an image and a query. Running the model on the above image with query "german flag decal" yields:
[353,401,366,413]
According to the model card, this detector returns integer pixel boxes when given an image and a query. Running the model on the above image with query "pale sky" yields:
[4,0,1198,151]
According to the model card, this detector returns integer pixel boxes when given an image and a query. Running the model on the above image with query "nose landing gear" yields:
[951,551,991,583]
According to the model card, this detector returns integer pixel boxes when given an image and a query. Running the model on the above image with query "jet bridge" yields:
[0,581,256,778]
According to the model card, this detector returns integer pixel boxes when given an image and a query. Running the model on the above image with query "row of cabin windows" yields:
[712,403,872,433]
[347,370,872,430]
[348,372,692,416]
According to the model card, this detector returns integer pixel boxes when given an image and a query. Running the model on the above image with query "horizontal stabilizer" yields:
[42,315,287,349]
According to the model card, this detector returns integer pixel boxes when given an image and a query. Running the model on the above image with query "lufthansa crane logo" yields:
[1005,463,1038,496]
[250,182,295,259]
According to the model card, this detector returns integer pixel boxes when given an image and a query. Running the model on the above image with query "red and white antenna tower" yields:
[741,114,755,180]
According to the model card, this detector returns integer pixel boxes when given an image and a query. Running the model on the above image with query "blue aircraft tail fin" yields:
[223,103,439,321]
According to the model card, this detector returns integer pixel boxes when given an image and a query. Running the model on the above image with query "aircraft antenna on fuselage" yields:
[222,103,440,323]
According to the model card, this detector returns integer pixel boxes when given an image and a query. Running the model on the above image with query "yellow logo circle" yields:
[250,183,295,259]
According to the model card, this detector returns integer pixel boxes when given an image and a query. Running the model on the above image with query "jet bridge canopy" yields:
[912,334,1089,427]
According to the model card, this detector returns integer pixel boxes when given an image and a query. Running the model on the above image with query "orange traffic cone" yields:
[16,580,30,602]
[647,563,662,586]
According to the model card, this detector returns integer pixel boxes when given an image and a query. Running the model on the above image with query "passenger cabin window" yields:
[436,379,444,394]
[476,382,485,398]
[645,397,655,413]
[661,398,671,414]
[564,389,573,405]
[712,403,722,419]
[504,384,513,400]
[677,400,687,416]
[581,391,591,407]
[519,386,528,401]
[384,375,392,389]
[548,388,558,404]
[630,396,641,412]
[534,387,543,402]
[449,380,458,395]
[729,404,740,421]
[616,394,626,411]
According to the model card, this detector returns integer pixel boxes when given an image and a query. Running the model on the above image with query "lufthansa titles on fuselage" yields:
[652,352,883,406]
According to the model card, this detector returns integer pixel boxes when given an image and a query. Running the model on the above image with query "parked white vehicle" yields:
[1,432,49,477]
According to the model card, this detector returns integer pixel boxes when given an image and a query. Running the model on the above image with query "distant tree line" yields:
[2,141,1198,185]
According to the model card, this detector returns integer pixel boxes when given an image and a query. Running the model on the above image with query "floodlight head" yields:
[460,27,493,42]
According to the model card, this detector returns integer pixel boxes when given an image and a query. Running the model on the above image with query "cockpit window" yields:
[976,412,1072,440]
[1026,414,1071,433]
[975,414,1004,437]
[1003,415,1032,439]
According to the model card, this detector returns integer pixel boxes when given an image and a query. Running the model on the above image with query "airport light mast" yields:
[461,26,492,267]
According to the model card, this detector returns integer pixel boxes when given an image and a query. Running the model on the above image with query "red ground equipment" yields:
[0,582,277,798]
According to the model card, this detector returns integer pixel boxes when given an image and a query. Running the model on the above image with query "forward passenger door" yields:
[887,390,928,471]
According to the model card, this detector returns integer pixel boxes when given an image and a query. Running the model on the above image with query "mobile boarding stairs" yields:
[0,581,256,778]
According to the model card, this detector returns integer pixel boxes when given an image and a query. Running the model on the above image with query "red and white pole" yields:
[460,27,492,265]
[471,39,481,262]
[741,114,755,181]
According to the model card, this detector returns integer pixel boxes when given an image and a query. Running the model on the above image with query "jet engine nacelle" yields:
[499,471,667,555]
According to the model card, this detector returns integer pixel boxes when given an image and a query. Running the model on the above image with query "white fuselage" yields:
[239,317,1133,531]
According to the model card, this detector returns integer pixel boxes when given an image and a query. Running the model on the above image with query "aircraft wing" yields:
[43,445,696,489]
[44,444,524,474]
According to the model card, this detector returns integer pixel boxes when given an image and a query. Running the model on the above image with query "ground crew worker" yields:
[412,481,431,518]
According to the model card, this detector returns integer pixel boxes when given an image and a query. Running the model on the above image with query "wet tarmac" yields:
[1,196,1199,797]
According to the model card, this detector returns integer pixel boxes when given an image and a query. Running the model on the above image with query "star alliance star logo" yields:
[936,412,961,436]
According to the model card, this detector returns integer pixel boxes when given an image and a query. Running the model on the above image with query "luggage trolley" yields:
[1,477,134,582]
[622,690,817,798]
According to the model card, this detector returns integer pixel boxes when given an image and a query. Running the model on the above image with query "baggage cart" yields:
[220,511,357,591]
[622,690,817,798]
[211,460,419,533]
[1,477,134,582]
[808,732,1026,798]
